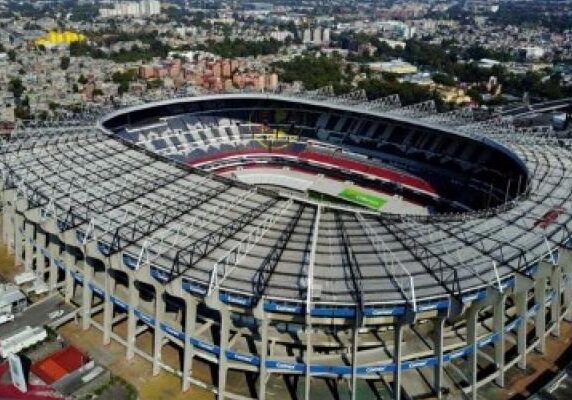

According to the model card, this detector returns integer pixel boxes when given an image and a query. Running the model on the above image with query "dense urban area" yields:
[0,0,571,127]
[0,1,572,400]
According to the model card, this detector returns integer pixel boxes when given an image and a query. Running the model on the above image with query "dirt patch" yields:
[58,321,214,400]
[0,242,22,282]
[482,320,572,400]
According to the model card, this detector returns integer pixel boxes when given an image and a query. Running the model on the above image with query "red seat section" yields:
[188,148,300,166]
[298,151,436,194]
[187,148,437,196]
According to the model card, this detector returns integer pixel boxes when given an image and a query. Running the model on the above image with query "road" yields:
[0,294,75,338]
[502,98,572,117]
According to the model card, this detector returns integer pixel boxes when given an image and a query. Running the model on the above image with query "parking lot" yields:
[0,294,76,338]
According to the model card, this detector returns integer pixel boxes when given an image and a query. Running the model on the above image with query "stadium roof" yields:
[2,94,572,312]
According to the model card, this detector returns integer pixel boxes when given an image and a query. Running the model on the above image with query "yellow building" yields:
[433,84,472,105]
[35,31,86,47]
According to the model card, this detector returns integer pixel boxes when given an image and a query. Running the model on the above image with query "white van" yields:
[0,313,14,325]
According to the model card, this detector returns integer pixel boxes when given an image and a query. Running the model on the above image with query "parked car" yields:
[0,313,14,325]
[48,310,64,320]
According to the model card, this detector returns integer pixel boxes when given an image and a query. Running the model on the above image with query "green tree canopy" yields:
[8,78,25,98]
[274,54,352,91]
[60,56,70,70]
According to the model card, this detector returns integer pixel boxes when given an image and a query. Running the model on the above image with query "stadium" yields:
[1,91,572,400]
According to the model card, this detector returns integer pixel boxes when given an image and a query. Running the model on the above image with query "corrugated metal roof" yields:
[0,287,26,308]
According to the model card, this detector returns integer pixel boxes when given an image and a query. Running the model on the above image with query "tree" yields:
[357,78,442,108]
[463,45,512,62]
[274,54,351,91]
[14,106,30,120]
[70,42,106,59]
[112,69,137,84]
[466,88,483,104]
[118,81,129,96]
[7,49,16,62]
[8,78,25,98]
[432,73,456,87]
[147,79,163,90]
[60,56,70,70]
[194,37,283,58]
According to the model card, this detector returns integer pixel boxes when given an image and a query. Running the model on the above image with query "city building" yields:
[99,0,161,18]
[34,30,86,48]
[138,57,278,92]
[0,284,27,315]
[301,27,330,45]
[518,46,546,61]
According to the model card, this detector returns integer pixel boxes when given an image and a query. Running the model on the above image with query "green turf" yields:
[338,188,387,210]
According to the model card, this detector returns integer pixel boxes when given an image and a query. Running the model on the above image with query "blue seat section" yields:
[117,130,140,142]
[151,138,168,150]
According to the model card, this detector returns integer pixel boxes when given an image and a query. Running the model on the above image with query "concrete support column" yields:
[48,239,59,292]
[564,267,572,322]
[534,277,547,354]
[63,250,75,303]
[433,316,445,399]
[550,266,562,337]
[350,319,359,400]
[304,323,313,400]
[35,232,46,284]
[258,315,269,400]
[2,196,15,248]
[182,297,197,392]
[218,306,230,400]
[393,321,404,400]
[152,288,165,376]
[23,222,34,271]
[559,248,572,322]
[14,212,24,265]
[514,274,534,370]
[515,290,528,370]
[493,293,507,387]
[467,305,480,400]
[126,277,139,360]
[81,259,93,331]
[103,268,114,345]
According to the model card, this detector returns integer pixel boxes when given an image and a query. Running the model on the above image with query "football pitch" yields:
[338,188,387,210]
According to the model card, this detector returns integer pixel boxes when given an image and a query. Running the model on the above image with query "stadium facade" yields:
[1,92,572,400]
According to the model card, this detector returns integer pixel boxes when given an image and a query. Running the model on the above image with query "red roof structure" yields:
[31,346,88,385]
